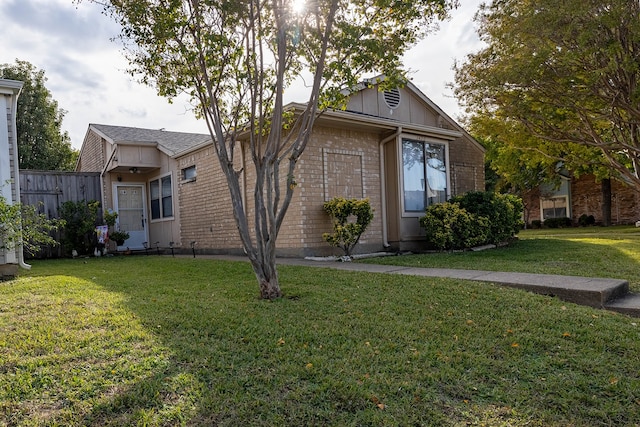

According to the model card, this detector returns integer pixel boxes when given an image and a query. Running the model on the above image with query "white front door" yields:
[114,184,147,250]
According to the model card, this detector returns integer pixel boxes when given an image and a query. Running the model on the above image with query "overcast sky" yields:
[1,0,484,150]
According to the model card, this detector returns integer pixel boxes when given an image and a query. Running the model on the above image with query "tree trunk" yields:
[251,256,282,299]
[258,277,282,300]
[601,178,612,226]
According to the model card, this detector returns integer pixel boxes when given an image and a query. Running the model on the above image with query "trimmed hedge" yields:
[420,191,524,251]
[544,217,573,228]
[450,191,524,245]
[419,202,488,251]
[322,197,374,257]
[578,214,596,227]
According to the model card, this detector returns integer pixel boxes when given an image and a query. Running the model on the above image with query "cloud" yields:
[1,0,484,150]
[1,0,118,52]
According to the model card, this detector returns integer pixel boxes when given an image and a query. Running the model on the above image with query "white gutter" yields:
[379,126,402,248]
[10,85,30,270]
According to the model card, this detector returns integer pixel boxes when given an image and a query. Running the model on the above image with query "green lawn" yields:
[2,229,640,426]
[363,225,640,291]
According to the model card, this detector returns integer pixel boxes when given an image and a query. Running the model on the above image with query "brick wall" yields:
[571,175,640,225]
[76,131,105,173]
[525,175,640,226]
[76,130,111,208]
[175,126,385,257]
[176,146,242,252]
[449,135,485,195]
[284,126,383,256]
[176,125,485,256]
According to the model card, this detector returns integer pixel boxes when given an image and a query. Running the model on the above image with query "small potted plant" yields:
[110,230,130,246]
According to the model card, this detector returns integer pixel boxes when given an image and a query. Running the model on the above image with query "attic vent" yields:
[383,88,401,109]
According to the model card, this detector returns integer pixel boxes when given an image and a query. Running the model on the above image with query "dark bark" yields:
[259,278,282,300]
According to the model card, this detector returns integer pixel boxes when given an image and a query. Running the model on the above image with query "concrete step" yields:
[390,270,630,309]
[605,293,640,317]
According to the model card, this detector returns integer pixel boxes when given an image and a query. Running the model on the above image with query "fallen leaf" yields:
[371,396,385,410]
[511,342,519,348]
[277,338,285,346]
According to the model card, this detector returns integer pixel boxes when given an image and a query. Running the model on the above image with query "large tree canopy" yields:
[0,60,78,171]
[79,0,456,298]
[455,0,640,190]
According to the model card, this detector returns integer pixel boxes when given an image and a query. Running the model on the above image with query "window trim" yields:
[399,136,450,218]
[539,177,571,221]
[182,165,197,182]
[149,172,174,222]
[540,196,570,220]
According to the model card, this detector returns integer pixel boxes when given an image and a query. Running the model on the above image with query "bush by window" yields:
[420,191,524,251]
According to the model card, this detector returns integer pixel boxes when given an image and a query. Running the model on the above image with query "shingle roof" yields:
[90,124,212,156]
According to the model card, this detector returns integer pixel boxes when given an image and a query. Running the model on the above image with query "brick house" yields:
[525,174,640,226]
[76,81,485,256]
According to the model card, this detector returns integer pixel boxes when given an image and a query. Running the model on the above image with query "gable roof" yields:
[90,124,212,157]
[81,77,482,159]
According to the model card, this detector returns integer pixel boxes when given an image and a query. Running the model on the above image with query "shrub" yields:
[578,214,596,227]
[450,191,524,244]
[323,197,374,257]
[530,220,543,229]
[419,202,489,251]
[0,196,64,256]
[59,200,100,255]
[544,217,572,228]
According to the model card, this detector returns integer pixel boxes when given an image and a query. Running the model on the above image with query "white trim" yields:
[149,171,175,222]
[539,177,572,221]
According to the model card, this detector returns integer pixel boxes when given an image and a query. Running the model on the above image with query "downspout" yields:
[379,126,402,249]
[11,86,30,270]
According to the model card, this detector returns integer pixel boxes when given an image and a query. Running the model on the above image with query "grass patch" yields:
[1,254,640,425]
[363,226,640,291]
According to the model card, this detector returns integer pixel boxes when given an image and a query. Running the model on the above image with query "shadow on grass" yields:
[17,252,640,426]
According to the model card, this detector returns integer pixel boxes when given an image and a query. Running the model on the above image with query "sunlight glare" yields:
[292,0,305,14]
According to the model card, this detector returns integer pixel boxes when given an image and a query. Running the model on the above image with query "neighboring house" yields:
[0,78,28,277]
[76,81,485,256]
[525,174,640,225]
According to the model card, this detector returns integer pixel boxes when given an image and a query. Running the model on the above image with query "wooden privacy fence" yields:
[19,170,102,258]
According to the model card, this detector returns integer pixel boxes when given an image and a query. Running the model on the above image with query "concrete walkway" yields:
[205,255,640,317]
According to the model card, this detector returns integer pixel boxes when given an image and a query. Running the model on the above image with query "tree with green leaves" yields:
[78,0,456,299]
[468,114,615,224]
[454,0,640,196]
[0,60,78,171]
[0,196,64,257]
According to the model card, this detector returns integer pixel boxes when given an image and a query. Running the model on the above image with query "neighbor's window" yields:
[402,139,447,212]
[540,179,570,220]
[541,197,568,220]
[182,165,196,181]
[150,174,173,220]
